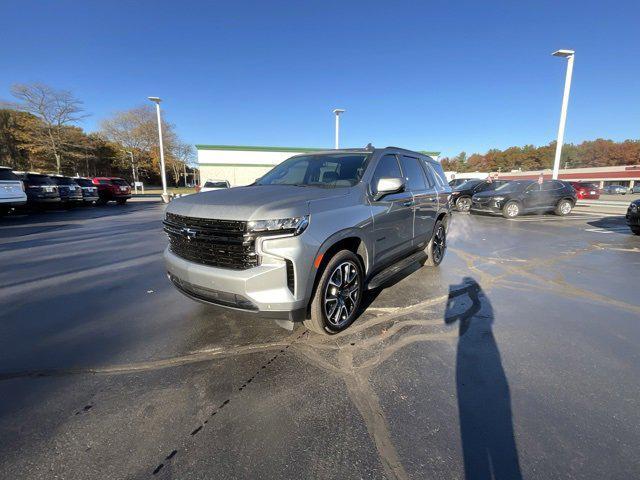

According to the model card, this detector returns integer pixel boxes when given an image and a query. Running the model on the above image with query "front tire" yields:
[456,196,472,212]
[424,220,447,267]
[555,199,573,216]
[502,201,520,218]
[631,226,640,236]
[305,250,363,335]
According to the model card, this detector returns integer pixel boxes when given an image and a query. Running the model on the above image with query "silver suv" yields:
[163,147,451,334]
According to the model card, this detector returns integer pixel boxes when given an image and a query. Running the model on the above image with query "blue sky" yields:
[1,0,638,157]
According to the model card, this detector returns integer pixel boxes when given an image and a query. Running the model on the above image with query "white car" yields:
[0,166,27,216]
[199,179,230,193]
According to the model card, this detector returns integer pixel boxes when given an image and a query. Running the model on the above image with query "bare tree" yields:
[7,83,87,173]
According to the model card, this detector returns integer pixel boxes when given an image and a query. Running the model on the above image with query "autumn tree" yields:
[5,83,87,173]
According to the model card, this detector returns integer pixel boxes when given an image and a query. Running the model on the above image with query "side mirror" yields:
[373,177,405,201]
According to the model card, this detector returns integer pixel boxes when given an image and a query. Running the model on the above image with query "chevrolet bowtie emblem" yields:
[181,228,197,240]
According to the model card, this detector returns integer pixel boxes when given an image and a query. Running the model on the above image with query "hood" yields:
[167,184,351,220]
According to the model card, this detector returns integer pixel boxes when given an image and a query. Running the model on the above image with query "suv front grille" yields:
[163,212,257,270]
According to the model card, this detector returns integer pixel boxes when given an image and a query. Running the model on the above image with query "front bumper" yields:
[470,201,502,214]
[164,233,314,320]
[626,208,639,226]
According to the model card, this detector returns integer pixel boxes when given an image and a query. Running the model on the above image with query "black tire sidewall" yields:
[310,250,364,334]
[425,220,446,266]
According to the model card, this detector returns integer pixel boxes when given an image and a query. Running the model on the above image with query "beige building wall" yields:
[199,164,273,187]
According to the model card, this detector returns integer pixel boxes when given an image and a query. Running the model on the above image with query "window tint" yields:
[0,169,18,180]
[420,162,436,188]
[371,154,402,190]
[74,178,93,187]
[50,176,76,185]
[204,181,229,188]
[257,154,369,188]
[541,181,562,191]
[429,162,448,187]
[26,174,55,186]
[400,156,427,190]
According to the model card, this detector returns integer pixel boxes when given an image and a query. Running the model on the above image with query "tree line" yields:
[440,139,640,173]
[0,83,196,185]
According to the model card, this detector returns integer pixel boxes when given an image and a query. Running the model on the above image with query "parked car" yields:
[50,175,83,207]
[450,179,510,212]
[471,179,577,218]
[602,185,628,195]
[569,182,600,200]
[16,172,61,209]
[199,179,231,193]
[72,177,100,204]
[448,178,469,188]
[92,177,132,205]
[626,200,640,235]
[163,147,451,334]
[630,184,640,194]
[0,166,27,216]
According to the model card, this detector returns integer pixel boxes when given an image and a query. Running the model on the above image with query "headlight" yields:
[247,215,309,235]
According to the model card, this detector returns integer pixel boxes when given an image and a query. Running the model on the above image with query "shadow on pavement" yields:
[445,277,522,480]
[586,216,631,234]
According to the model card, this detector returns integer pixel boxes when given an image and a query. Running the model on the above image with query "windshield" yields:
[50,177,77,186]
[204,181,228,188]
[26,174,56,186]
[494,180,533,192]
[256,153,369,188]
[74,178,94,187]
[454,180,481,190]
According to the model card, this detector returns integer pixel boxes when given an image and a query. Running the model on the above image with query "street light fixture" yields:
[148,96,169,203]
[551,49,575,180]
[333,108,345,149]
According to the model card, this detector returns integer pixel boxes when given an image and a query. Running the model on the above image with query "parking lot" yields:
[1,200,639,479]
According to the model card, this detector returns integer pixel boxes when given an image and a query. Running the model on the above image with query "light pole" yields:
[333,108,345,149]
[126,151,138,194]
[148,96,169,202]
[551,49,575,180]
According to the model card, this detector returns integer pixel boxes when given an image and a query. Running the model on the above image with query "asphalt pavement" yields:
[1,201,639,479]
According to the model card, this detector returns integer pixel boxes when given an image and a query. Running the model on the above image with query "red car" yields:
[570,182,600,200]
[92,177,132,205]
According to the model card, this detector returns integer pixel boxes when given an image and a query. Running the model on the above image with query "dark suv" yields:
[450,179,510,212]
[17,172,61,209]
[471,180,577,218]
[93,177,132,205]
[50,175,83,207]
[73,177,100,205]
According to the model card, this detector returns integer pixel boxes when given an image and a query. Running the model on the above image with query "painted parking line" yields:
[508,215,596,222]
[584,227,632,234]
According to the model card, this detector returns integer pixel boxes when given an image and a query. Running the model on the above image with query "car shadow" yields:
[586,216,631,234]
[445,277,522,480]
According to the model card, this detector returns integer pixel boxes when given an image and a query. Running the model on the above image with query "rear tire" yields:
[631,226,640,236]
[305,250,363,335]
[424,220,447,267]
[456,196,472,212]
[555,199,573,216]
[502,201,520,218]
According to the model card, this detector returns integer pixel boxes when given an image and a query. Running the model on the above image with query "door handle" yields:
[402,200,414,207]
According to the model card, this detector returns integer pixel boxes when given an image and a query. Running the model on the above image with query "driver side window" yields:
[371,154,402,192]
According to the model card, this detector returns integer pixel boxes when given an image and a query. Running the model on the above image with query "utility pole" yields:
[333,109,345,149]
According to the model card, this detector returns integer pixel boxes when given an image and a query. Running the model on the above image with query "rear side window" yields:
[0,169,18,180]
[400,156,427,190]
[371,154,402,189]
[428,161,448,187]
[541,181,563,191]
